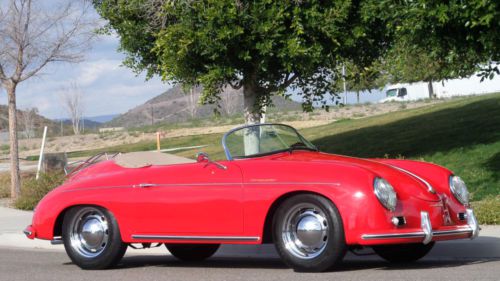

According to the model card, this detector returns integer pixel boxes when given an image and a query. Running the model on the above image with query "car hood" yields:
[271,151,440,202]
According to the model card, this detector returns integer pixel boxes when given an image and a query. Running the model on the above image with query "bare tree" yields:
[21,107,38,139]
[0,0,96,199]
[220,86,241,116]
[61,83,84,135]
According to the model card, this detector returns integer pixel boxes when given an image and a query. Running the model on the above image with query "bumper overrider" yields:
[361,208,480,244]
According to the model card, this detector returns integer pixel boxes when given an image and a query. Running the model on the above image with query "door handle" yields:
[135,183,157,188]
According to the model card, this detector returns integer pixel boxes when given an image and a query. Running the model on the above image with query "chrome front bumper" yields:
[362,208,480,244]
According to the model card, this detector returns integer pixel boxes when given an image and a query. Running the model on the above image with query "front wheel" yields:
[373,242,435,263]
[273,194,347,272]
[166,244,220,261]
[62,206,127,269]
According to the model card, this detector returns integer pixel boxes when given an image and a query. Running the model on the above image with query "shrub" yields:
[0,172,37,199]
[14,172,65,210]
[0,173,10,198]
[472,196,500,225]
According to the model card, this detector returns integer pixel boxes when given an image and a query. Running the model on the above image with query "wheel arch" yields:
[52,204,114,238]
[261,190,337,244]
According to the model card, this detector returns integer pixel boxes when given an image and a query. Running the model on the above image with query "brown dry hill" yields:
[0,105,57,136]
[107,85,302,128]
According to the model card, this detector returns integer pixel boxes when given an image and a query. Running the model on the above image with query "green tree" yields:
[332,62,383,104]
[367,0,499,90]
[381,43,458,98]
[94,0,388,121]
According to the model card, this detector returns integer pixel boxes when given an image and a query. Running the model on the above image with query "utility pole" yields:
[151,104,154,126]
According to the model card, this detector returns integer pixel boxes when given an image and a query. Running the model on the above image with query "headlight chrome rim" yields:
[373,177,397,211]
[449,175,469,205]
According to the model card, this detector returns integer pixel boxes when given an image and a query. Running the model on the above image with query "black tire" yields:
[166,244,220,261]
[273,194,347,272]
[62,206,128,269]
[373,242,435,263]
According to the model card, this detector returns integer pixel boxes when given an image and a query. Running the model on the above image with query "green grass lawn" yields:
[56,93,499,223]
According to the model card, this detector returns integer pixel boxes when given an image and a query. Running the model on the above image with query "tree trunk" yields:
[242,81,261,156]
[427,80,434,99]
[7,84,21,199]
[356,91,360,104]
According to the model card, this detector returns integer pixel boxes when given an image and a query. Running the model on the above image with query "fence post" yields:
[156,132,161,152]
[36,126,48,180]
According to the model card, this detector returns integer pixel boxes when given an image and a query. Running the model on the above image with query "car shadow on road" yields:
[111,255,499,272]
[112,254,499,272]
[331,259,498,272]
[115,255,288,270]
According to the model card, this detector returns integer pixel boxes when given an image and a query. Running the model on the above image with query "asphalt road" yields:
[1,242,499,281]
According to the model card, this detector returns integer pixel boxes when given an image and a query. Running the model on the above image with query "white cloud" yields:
[78,59,122,86]
[1,37,167,119]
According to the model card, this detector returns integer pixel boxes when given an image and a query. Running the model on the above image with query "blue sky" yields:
[0,32,169,119]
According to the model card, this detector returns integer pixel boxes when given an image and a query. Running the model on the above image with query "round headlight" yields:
[449,175,469,205]
[374,178,397,211]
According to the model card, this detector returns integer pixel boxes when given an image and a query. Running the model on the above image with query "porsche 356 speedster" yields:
[24,123,479,271]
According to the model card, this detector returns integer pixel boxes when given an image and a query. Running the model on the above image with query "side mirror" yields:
[196,152,227,170]
[196,152,210,163]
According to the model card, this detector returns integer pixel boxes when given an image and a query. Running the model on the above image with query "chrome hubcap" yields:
[282,204,329,259]
[69,208,109,258]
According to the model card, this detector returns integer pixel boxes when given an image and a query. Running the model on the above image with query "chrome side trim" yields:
[131,235,260,242]
[388,165,436,194]
[63,181,341,192]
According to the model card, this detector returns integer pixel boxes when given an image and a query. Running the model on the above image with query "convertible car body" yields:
[24,124,479,271]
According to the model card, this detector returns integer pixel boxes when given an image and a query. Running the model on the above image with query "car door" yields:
[130,161,244,236]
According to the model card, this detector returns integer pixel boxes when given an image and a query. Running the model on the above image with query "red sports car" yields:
[24,123,479,272]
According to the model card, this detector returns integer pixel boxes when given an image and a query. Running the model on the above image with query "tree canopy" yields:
[94,0,388,117]
[94,0,499,119]
[368,0,499,81]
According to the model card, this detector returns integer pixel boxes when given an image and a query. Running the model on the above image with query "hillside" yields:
[0,105,58,138]
[106,85,302,128]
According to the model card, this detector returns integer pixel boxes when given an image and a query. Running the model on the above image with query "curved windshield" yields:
[223,124,317,160]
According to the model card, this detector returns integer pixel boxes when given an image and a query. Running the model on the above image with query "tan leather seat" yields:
[114,151,195,168]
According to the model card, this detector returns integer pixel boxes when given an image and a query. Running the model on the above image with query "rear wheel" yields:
[62,206,127,269]
[373,242,435,263]
[273,194,347,272]
[166,244,220,261]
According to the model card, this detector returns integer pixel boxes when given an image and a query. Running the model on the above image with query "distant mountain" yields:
[59,119,102,130]
[85,114,119,123]
[106,85,302,128]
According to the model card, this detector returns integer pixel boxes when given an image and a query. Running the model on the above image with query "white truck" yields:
[380,73,500,102]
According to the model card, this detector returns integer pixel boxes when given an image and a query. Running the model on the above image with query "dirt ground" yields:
[1,99,443,159]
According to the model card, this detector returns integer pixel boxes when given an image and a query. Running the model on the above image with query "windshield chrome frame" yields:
[221,123,318,160]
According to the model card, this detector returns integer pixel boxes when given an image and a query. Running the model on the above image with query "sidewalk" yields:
[1,205,499,260]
